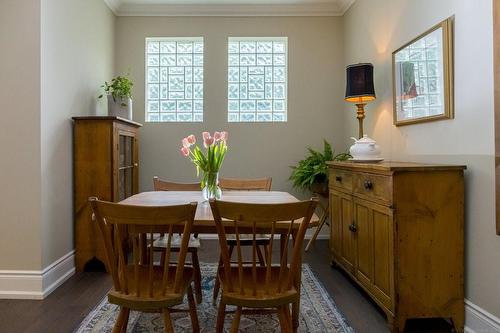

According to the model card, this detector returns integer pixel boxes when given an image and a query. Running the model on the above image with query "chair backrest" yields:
[89,197,197,298]
[209,198,317,296]
[219,177,272,191]
[153,176,201,191]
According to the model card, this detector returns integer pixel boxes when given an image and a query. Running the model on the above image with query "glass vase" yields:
[202,171,222,200]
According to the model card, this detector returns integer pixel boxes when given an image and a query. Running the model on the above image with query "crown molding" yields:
[103,0,120,15]
[103,0,356,17]
[337,0,355,15]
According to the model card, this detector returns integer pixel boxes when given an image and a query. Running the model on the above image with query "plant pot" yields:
[311,181,329,197]
[107,95,132,120]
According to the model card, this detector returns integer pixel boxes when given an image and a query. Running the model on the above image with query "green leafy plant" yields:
[98,75,133,107]
[289,140,351,192]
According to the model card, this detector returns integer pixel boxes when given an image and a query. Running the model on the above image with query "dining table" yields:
[120,190,319,330]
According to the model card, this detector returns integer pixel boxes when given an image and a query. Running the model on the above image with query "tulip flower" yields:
[187,134,196,145]
[214,131,222,141]
[202,132,210,140]
[204,136,215,148]
[181,147,190,156]
[221,131,228,142]
[182,138,190,148]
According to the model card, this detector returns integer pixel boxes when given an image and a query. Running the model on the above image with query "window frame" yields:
[227,36,288,123]
[144,37,204,123]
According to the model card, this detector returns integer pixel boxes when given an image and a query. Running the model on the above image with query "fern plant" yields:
[289,140,350,192]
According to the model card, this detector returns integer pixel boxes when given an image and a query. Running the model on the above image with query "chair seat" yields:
[108,265,194,311]
[153,234,201,249]
[218,266,298,308]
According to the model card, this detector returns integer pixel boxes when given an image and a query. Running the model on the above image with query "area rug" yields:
[75,264,353,333]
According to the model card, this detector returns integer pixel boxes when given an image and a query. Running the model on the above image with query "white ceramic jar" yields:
[349,135,382,160]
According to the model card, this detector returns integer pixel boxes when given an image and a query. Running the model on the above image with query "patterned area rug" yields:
[75,264,353,333]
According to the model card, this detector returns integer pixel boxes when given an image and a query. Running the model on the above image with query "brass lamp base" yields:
[355,103,366,139]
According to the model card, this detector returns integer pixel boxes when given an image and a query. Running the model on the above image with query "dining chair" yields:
[212,177,272,304]
[89,197,199,333]
[152,176,203,304]
[209,198,318,333]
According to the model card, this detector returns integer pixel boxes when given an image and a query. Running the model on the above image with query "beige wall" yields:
[343,0,500,318]
[0,0,42,270]
[115,16,347,202]
[41,0,115,267]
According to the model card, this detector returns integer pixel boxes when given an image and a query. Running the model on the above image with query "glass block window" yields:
[227,37,288,122]
[145,37,203,122]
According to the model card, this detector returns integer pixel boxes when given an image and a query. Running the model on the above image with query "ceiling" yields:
[104,0,355,16]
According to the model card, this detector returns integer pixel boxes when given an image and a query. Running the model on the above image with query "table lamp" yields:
[345,63,376,139]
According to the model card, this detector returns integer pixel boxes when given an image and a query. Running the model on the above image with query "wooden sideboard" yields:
[73,116,142,272]
[328,161,466,332]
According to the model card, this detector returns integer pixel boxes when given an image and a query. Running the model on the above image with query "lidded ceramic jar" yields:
[349,135,381,159]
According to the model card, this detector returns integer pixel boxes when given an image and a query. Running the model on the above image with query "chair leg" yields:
[216,301,226,333]
[230,306,242,333]
[113,307,129,333]
[213,255,223,305]
[213,245,233,305]
[187,285,200,333]
[191,250,203,304]
[277,306,291,333]
[283,304,293,332]
[163,309,174,333]
[256,245,266,266]
[120,308,130,333]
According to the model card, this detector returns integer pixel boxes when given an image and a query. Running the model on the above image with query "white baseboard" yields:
[198,234,329,240]
[0,250,75,300]
[465,299,500,333]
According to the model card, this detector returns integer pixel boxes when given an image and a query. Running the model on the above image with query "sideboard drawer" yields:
[353,173,392,204]
[329,168,353,192]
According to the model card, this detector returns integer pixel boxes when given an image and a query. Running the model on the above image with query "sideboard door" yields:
[331,190,356,275]
[354,197,394,310]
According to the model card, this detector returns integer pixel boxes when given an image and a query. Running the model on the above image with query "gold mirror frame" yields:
[392,17,454,126]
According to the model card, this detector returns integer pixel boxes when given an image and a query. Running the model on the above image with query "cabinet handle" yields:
[335,176,342,182]
[134,163,138,167]
[348,223,357,232]
[364,180,373,190]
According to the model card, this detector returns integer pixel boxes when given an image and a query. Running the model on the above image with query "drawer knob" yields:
[335,176,342,182]
[348,223,358,232]
[364,180,373,190]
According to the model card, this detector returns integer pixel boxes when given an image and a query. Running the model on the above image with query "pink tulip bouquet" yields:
[181,131,228,200]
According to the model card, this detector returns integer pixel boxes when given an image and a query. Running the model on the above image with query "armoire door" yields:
[113,125,139,202]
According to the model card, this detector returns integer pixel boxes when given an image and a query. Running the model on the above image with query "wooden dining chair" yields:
[89,197,200,333]
[153,176,201,191]
[152,176,202,304]
[219,177,272,191]
[209,198,318,333]
[212,177,273,304]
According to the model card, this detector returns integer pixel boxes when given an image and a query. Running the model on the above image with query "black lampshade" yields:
[345,63,376,103]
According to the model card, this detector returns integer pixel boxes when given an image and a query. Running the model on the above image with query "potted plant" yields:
[289,140,350,196]
[98,74,133,120]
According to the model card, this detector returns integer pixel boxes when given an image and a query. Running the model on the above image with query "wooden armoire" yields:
[73,116,142,272]
[328,161,466,333]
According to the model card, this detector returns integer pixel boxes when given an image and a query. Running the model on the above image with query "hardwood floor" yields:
[0,240,454,332]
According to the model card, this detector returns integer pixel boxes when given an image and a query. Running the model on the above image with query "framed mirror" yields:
[392,17,454,126]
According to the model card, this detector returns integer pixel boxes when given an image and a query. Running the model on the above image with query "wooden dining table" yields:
[120,190,319,330]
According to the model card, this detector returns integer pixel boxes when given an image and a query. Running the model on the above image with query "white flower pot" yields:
[107,95,132,120]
